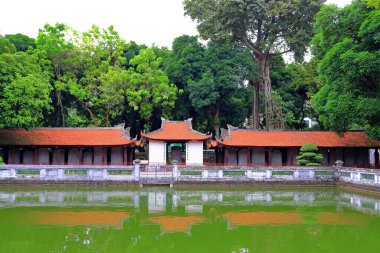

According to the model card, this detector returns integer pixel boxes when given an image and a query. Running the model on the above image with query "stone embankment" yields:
[0,160,379,191]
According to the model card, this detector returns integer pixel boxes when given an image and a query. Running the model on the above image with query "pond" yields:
[0,186,380,253]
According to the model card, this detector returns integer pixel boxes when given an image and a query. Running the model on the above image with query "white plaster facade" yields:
[149,140,166,165]
[186,141,203,165]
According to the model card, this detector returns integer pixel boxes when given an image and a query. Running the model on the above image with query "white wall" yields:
[186,141,203,165]
[149,140,166,165]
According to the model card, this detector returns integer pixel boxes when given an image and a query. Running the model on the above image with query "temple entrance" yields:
[167,143,185,164]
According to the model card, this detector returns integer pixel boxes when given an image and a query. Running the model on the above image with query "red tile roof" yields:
[0,127,134,147]
[218,127,380,148]
[141,119,211,141]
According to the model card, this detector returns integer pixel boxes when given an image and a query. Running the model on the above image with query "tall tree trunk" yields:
[213,104,220,139]
[56,90,65,127]
[260,57,273,130]
[54,61,65,127]
[251,80,260,129]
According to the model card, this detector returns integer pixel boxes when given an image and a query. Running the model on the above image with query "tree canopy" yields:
[184,0,325,130]
[312,1,380,138]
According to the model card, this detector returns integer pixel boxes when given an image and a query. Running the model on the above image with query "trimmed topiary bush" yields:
[296,144,323,166]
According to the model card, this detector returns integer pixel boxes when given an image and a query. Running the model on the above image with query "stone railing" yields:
[0,164,136,181]
[0,160,379,189]
[176,165,336,181]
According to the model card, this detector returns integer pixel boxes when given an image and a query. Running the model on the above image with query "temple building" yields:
[141,119,211,165]
[0,120,379,168]
[213,125,380,168]
[0,126,136,165]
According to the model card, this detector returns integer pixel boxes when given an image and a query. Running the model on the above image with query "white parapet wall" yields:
[149,140,167,165]
[186,141,203,165]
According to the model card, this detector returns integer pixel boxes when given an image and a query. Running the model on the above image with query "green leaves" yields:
[126,48,178,126]
[312,2,380,138]
[297,144,323,166]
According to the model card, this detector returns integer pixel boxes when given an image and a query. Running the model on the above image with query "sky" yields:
[0,0,352,48]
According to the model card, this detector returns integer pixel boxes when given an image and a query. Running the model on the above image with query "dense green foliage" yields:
[0,0,379,140]
[296,144,323,166]
[312,1,380,138]
[4,33,35,52]
[183,0,324,130]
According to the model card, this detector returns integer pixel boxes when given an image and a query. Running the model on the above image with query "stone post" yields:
[134,159,140,181]
[335,160,344,180]
[57,168,64,180]
[172,160,178,180]
[40,168,47,179]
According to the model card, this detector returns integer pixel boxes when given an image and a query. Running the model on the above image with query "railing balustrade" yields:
[0,161,379,188]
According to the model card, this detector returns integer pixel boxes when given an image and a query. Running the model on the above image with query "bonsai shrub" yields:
[0,156,4,165]
[296,144,323,166]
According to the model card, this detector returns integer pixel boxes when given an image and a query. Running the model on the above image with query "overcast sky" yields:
[0,0,352,48]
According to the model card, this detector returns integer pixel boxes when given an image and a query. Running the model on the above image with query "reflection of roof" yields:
[147,215,206,233]
[31,211,130,227]
[317,212,365,225]
[218,126,380,148]
[0,127,135,146]
[223,211,302,225]
[141,119,211,141]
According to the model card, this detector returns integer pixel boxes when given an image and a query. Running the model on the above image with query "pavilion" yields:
[141,119,211,165]
[0,126,136,165]
[213,125,380,168]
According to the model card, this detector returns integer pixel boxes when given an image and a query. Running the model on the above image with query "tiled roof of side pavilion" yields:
[216,125,380,148]
[0,126,135,147]
[141,119,211,141]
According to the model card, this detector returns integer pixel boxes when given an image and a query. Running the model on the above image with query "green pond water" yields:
[0,186,380,253]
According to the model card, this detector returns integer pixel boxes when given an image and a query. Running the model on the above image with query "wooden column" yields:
[249,148,253,165]
[123,147,128,165]
[79,148,83,165]
[236,148,239,165]
[353,149,357,168]
[268,148,273,166]
[375,149,379,169]
[33,147,39,165]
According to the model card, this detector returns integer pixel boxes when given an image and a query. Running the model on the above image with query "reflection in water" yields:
[0,187,379,253]
[32,211,130,227]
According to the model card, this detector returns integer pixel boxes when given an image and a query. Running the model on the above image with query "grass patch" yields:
[64,170,87,176]
[17,170,40,175]
[315,171,335,176]
[224,171,245,177]
[272,171,293,176]
[180,171,202,176]
[108,170,132,176]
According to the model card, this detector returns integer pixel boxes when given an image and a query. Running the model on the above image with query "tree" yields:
[126,48,178,130]
[312,1,380,138]
[0,36,16,54]
[271,58,320,129]
[184,0,324,130]
[35,23,76,127]
[165,35,206,120]
[0,155,4,165]
[5,34,35,52]
[0,53,52,129]
[296,143,323,166]
[188,42,253,137]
